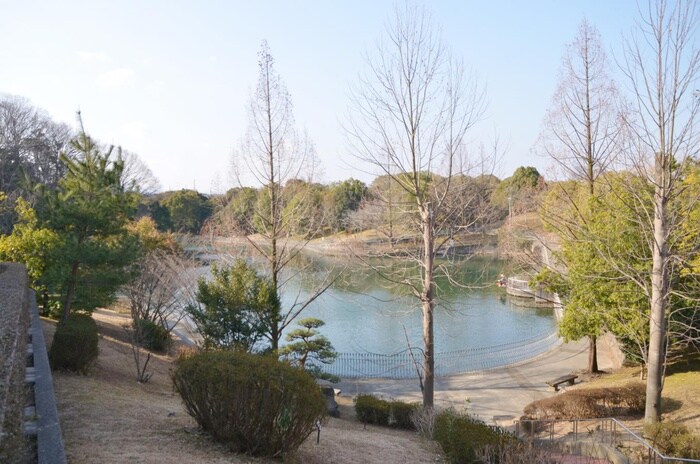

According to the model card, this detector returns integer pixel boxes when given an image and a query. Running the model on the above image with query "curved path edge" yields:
[336,337,615,426]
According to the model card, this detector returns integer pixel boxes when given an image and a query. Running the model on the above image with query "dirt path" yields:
[44,313,444,464]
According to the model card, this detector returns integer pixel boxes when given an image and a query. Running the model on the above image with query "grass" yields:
[573,362,700,433]
[45,309,444,464]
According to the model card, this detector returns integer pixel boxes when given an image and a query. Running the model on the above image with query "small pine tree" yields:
[279,318,338,382]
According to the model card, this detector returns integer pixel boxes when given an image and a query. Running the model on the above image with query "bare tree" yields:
[119,149,161,194]
[0,94,73,230]
[233,41,332,351]
[346,3,487,408]
[123,250,198,333]
[535,19,622,374]
[537,20,621,193]
[620,0,700,423]
[123,248,199,382]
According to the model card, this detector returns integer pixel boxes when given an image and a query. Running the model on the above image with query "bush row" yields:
[354,394,418,429]
[522,383,645,420]
[48,313,99,374]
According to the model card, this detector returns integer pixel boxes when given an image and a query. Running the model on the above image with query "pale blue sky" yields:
[0,1,637,192]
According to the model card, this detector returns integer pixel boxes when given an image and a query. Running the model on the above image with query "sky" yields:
[0,1,641,193]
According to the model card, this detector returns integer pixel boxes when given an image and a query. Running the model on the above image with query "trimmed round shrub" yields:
[48,313,99,374]
[355,394,390,426]
[135,319,171,352]
[172,350,326,457]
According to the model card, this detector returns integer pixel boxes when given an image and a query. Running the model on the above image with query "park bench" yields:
[546,374,578,391]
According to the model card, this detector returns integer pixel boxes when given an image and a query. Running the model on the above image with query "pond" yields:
[274,255,556,355]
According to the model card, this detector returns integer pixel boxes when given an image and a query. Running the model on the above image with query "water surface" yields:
[274,255,556,354]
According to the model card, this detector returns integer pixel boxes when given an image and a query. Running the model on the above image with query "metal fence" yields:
[326,331,561,379]
[516,418,700,464]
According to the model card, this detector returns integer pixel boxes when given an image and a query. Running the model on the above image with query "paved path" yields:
[337,338,615,426]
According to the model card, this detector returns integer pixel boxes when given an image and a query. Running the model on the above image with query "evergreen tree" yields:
[36,130,139,320]
[279,318,338,382]
[186,259,279,351]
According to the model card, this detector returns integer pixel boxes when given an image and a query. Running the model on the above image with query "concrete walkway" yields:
[337,338,615,426]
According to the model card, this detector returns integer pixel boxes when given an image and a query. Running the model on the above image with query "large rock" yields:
[320,386,340,417]
[315,380,340,417]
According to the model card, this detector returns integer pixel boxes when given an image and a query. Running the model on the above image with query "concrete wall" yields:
[0,263,29,463]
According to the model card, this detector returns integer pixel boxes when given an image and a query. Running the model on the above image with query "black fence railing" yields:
[327,331,560,379]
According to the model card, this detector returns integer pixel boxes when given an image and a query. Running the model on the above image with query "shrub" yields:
[48,313,99,374]
[354,395,418,429]
[522,383,645,420]
[645,422,700,459]
[434,408,517,464]
[135,319,171,352]
[390,400,419,429]
[355,394,390,426]
[475,440,555,464]
[411,406,438,438]
[172,350,326,457]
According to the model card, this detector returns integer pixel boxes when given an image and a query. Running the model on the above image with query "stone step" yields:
[24,406,36,419]
[23,403,38,437]
[23,421,37,437]
[25,366,36,384]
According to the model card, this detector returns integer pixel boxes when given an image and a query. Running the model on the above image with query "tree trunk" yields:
[62,261,79,322]
[645,184,668,424]
[588,335,599,373]
[421,206,435,408]
[266,56,280,352]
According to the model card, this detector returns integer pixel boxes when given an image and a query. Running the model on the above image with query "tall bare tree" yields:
[346,3,487,407]
[536,19,622,373]
[620,0,700,423]
[538,19,621,193]
[234,41,331,351]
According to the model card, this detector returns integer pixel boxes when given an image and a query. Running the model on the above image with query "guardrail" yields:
[516,418,700,464]
[327,331,561,379]
[27,291,67,464]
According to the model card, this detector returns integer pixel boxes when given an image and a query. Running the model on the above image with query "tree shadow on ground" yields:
[666,355,700,376]
[661,397,683,414]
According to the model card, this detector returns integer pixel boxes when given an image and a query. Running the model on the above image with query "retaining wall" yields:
[0,263,29,463]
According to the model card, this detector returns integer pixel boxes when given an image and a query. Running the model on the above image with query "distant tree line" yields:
[139,169,544,240]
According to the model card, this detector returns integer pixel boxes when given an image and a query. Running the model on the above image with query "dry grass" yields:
[44,310,444,464]
[570,364,700,434]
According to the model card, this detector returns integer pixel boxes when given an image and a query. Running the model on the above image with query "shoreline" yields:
[336,337,616,426]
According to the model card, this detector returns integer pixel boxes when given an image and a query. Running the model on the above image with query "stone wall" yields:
[0,263,29,463]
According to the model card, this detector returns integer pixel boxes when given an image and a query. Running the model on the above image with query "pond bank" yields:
[336,336,619,426]
[210,231,500,258]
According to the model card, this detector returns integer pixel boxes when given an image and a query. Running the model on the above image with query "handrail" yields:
[516,417,700,463]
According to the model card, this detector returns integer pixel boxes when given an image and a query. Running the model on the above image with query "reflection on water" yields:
[266,254,557,354]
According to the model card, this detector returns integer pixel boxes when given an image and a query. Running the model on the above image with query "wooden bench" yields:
[546,374,578,391]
